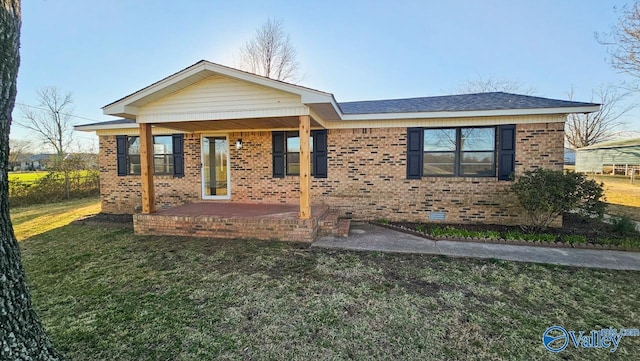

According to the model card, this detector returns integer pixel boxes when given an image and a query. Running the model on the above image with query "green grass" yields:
[10,197,100,240]
[9,170,95,183]
[19,225,640,360]
[9,171,49,182]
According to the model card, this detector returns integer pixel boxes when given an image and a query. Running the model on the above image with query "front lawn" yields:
[20,224,639,360]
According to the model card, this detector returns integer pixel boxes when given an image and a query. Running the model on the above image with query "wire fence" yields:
[9,172,100,207]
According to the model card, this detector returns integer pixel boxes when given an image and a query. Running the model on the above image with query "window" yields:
[423,129,456,175]
[459,128,495,176]
[272,130,327,178]
[285,132,313,176]
[152,136,174,175]
[126,136,141,175]
[423,127,495,177]
[116,134,184,177]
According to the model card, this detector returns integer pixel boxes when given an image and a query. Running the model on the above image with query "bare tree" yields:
[1,0,63,359]
[602,1,640,86]
[454,75,535,95]
[18,86,75,156]
[565,85,634,149]
[237,18,301,82]
[9,138,33,165]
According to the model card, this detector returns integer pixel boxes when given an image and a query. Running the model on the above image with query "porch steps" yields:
[318,210,350,237]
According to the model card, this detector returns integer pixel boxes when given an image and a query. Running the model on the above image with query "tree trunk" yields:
[1,1,64,359]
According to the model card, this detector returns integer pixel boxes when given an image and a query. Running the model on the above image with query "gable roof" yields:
[338,92,597,114]
[83,60,601,131]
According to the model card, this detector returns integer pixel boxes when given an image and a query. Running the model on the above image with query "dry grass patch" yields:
[589,175,640,221]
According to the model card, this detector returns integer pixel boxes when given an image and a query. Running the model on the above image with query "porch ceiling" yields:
[157,116,322,132]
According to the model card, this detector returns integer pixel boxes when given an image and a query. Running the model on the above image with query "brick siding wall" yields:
[99,134,201,213]
[99,121,565,225]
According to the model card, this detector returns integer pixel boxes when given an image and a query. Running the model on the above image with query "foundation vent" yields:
[429,212,446,221]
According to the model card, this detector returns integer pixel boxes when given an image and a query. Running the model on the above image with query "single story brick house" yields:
[76,60,599,241]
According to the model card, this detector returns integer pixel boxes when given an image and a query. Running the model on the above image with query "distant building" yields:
[11,153,55,171]
[575,138,640,174]
[564,148,576,165]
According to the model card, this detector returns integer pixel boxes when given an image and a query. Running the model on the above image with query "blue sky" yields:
[12,0,640,152]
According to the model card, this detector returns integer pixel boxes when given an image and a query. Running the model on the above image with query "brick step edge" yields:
[369,221,640,253]
[319,218,350,237]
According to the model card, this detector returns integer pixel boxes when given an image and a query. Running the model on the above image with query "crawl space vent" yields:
[429,212,446,221]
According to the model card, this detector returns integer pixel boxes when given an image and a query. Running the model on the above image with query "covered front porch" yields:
[98,60,348,241]
[133,202,349,242]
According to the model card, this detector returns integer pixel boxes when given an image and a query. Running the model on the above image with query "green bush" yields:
[9,170,100,207]
[611,216,637,235]
[511,169,605,232]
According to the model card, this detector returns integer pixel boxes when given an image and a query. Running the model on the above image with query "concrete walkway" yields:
[312,222,640,271]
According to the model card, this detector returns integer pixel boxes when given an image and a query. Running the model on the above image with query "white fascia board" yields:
[103,65,207,116]
[339,105,601,121]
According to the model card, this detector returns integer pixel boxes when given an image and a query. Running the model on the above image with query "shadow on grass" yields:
[607,203,640,222]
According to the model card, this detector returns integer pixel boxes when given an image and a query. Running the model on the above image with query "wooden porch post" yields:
[299,115,311,219]
[139,123,156,214]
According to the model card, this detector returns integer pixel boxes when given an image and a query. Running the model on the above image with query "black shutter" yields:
[312,130,328,178]
[272,131,285,178]
[116,135,127,176]
[406,127,424,179]
[498,125,516,180]
[172,134,185,178]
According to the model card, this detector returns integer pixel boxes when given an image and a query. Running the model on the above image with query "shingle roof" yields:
[76,118,135,127]
[338,92,598,114]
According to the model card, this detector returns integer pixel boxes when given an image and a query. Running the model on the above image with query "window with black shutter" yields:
[407,125,514,179]
[115,134,184,177]
[272,130,327,178]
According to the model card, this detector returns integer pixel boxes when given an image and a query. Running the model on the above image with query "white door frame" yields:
[201,134,231,200]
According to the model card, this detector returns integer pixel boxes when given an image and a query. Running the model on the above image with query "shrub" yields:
[9,170,100,207]
[511,169,605,232]
[611,216,637,235]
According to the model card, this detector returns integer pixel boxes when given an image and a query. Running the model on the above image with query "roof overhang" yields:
[102,60,342,120]
[74,122,138,132]
[337,105,601,121]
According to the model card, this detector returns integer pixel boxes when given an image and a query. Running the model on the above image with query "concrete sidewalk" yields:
[312,222,640,271]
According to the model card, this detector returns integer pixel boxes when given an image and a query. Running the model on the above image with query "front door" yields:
[202,136,230,199]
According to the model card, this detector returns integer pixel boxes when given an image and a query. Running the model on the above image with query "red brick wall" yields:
[99,121,565,225]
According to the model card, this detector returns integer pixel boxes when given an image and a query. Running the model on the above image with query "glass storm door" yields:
[202,136,230,199]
